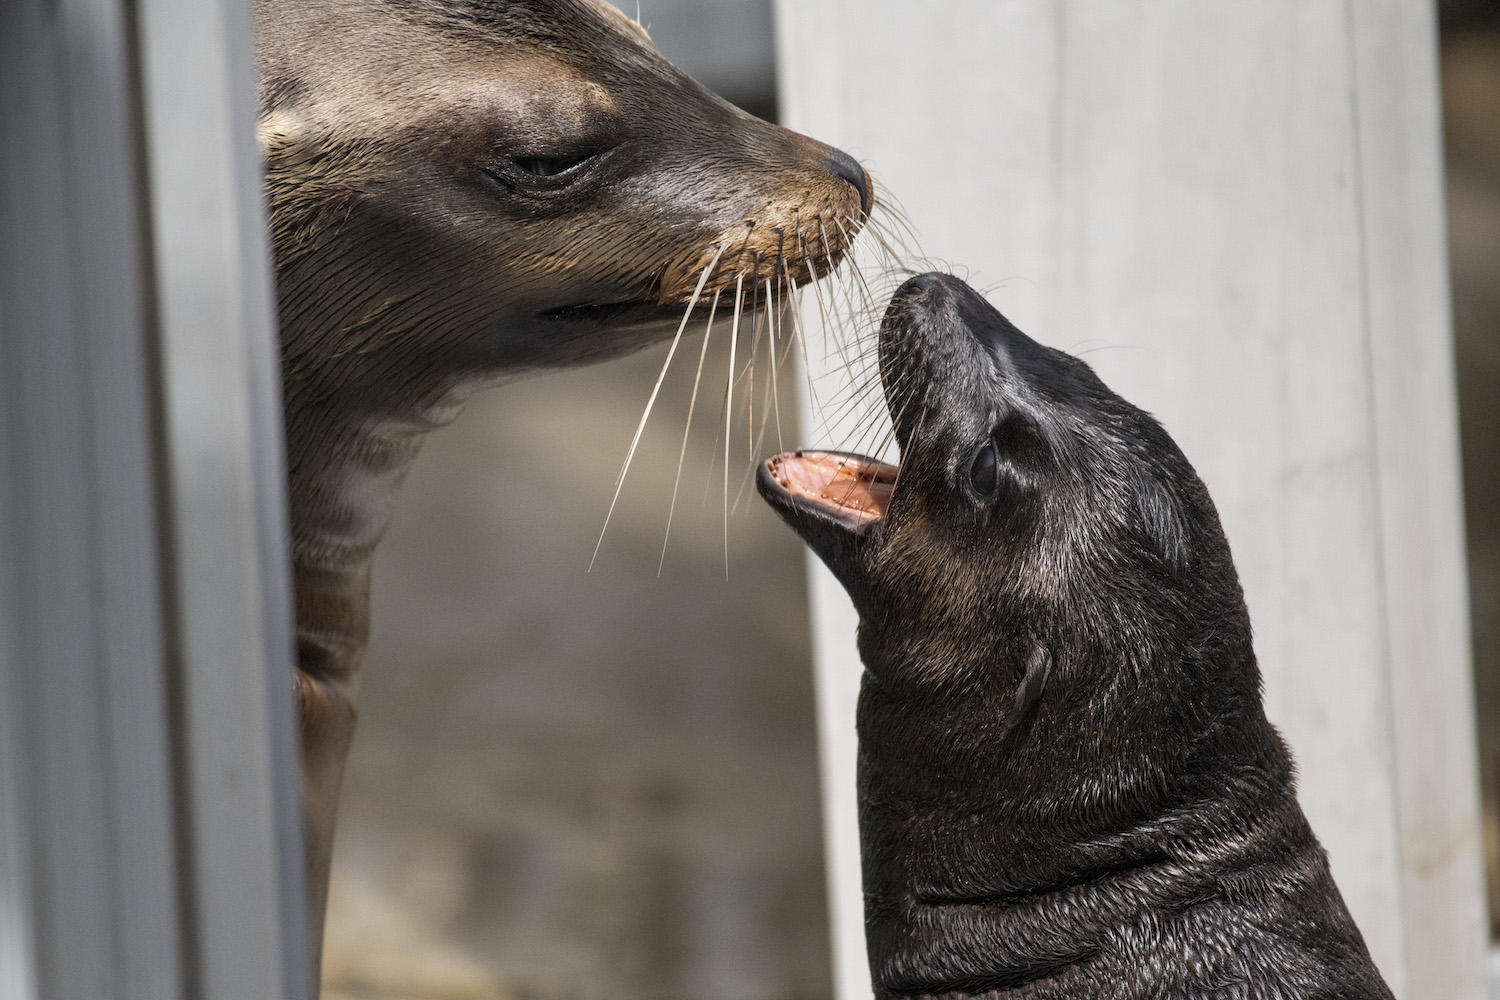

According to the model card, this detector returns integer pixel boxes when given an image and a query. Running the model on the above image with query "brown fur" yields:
[254,0,870,982]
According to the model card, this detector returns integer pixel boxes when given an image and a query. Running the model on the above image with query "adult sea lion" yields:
[758,273,1392,998]
[255,0,871,976]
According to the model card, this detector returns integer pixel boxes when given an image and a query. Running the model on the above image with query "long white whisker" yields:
[658,288,723,575]
[732,340,783,515]
[724,273,745,579]
[767,277,784,456]
[806,249,851,371]
[818,220,863,371]
[782,258,823,422]
[591,245,725,571]
[746,269,763,469]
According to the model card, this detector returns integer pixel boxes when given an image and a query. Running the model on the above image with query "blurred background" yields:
[320,2,1500,998]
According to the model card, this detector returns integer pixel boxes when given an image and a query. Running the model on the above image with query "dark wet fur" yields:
[760,274,1393,999]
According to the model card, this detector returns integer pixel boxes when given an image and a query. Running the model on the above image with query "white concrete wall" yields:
[775,3,1486,998]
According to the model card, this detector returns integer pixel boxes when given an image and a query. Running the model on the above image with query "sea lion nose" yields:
[884,272,952,327]
[826,147,873,217]
[891,273,1038,365]
[902,272,949,295]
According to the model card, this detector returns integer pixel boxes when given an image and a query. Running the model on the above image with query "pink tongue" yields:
[770,451,897,521]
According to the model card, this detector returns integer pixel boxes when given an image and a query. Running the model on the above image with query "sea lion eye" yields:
[486,146,615,193]
[969,441,999,498]
[495,149,606,186]
[484,148,611,192]
[509,152,599,178]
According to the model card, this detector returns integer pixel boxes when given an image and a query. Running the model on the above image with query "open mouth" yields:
[761,450,897,529]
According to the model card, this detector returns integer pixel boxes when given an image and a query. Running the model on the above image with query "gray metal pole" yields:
[133,0,309,991]
[0,0,307,995]
[1,0,187,995]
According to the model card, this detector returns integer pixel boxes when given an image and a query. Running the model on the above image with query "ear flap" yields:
[1134,474,1188,571]
[1002,644,1051,735]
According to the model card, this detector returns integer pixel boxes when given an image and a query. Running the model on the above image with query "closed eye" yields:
[509,152,600,178]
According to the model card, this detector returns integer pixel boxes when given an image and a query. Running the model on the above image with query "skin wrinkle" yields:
[759,274,1392,999]
[255,0,874,982]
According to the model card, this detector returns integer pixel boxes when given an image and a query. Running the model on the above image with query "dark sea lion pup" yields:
[757,273,1392,999]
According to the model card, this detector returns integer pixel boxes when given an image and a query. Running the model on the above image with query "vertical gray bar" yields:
[133,0,310,994]
[0,0,185,997]
[1,0,308,995]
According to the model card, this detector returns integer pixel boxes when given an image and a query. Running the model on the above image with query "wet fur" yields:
[255,0,869,978]
[760,274,1393,998]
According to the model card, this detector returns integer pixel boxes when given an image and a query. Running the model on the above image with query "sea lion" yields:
[254,0,871,976]
[758,273,1393,998]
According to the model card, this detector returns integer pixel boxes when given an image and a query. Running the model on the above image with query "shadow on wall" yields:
[1441,2,1500,945]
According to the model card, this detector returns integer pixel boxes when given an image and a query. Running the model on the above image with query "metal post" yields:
[0,0,307,995]
[133,0,309,991]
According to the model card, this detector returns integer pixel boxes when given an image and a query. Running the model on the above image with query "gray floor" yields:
[321,335,833,1000]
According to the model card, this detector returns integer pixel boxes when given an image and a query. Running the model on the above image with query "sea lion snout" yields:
[876,272,1072,522]
[825,147,873,216]
[881,272,1073,404]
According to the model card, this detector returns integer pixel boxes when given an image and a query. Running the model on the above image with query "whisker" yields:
[871,189,925,252]
[836,217,884,317]
[591,245,724,571]
[820,220,869,353]
[822,242,871,407]
[723,272,745,578]
[818,374,888,437]
[746,265,766,470]
[867,211,928,274]
[886,382,931,498]
[658,288,723,575]
[782,259,823,420]
[766,277,784,456]
[814,248,860,376]
[803,248,840,367]
[731,325,789,516]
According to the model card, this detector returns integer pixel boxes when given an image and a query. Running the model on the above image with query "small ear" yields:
[1002,644,1051,734]
[1134,474,1188,571]
[256,109,309,162]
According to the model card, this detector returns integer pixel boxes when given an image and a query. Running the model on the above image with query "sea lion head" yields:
[257,0,872,402]
[759,272,1272,845]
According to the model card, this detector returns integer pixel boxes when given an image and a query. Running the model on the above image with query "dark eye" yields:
[969,441,999,498]
[508,152,600,178]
